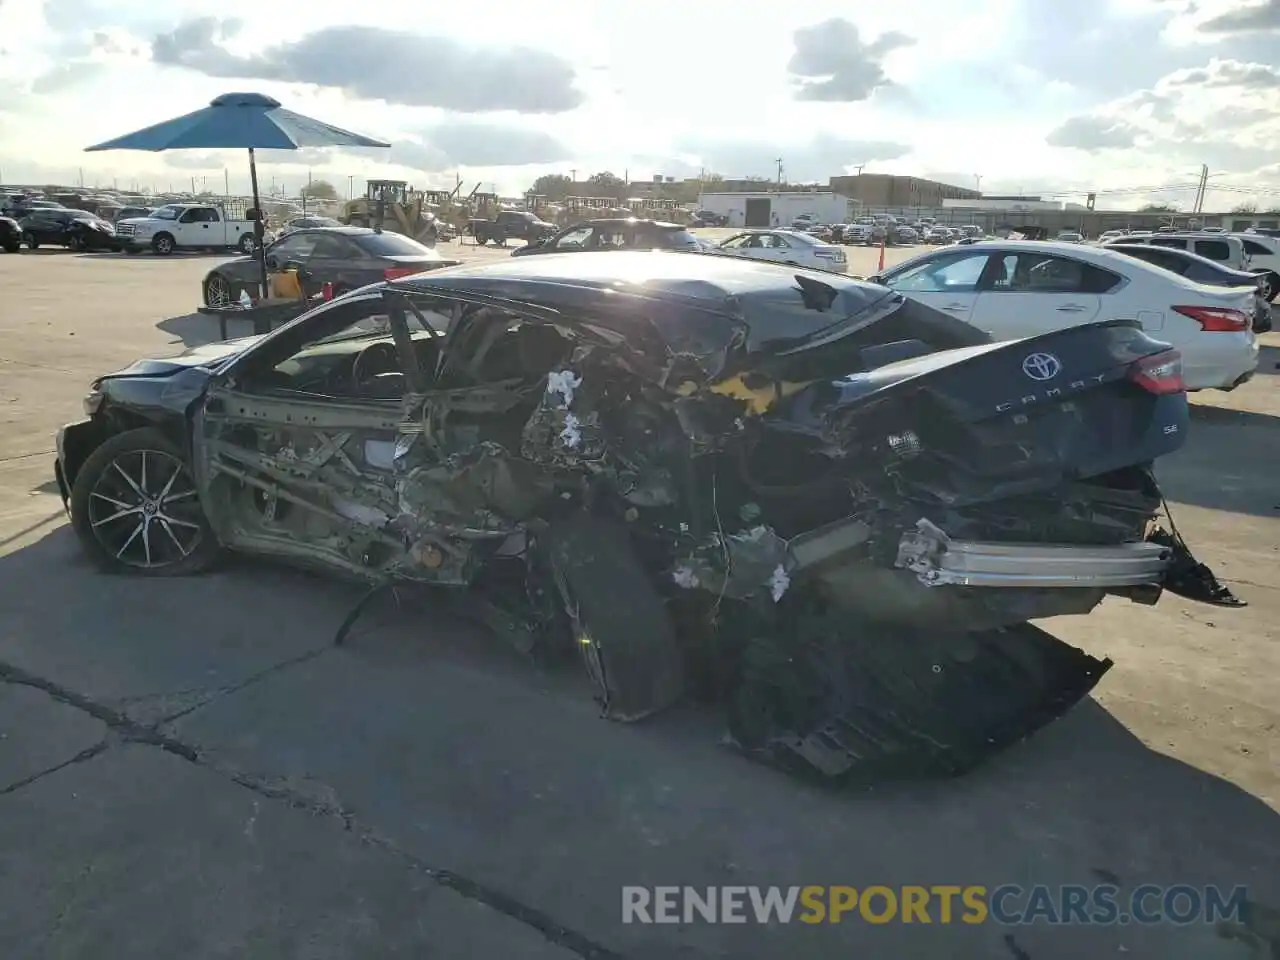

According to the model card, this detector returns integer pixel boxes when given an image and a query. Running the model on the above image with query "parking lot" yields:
[0,241,1277,958]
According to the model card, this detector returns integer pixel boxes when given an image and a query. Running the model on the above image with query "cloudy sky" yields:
[0,0,1277,211]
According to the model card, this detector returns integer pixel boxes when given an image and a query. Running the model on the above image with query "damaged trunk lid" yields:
[776,319,1188,506]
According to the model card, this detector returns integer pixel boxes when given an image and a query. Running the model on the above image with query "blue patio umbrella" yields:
[85,91,390,298]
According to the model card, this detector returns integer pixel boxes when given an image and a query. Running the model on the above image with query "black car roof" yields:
[283,225,378,237]
[392,251,900,379]
[572,218,685,229]
[395,249,893,340]
[397,249,866,299]
[1105,243,1253,275]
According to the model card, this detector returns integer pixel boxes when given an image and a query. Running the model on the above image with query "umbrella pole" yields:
[248,147,270,304]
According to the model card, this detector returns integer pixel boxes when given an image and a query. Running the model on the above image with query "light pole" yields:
[974,174,983,194]
[348,175,354,200]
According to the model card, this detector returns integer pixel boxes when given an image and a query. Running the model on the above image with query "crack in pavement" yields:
[0,739,110,796]
[155,644,336,725]
[0,657,625,960]
[0,450,56,465]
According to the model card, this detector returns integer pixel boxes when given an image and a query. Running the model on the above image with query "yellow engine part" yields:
[707,375,816,415]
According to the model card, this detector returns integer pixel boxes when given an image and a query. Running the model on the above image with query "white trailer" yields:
[694,191,856,229]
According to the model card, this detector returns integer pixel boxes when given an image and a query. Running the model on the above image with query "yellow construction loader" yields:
[341,180,454,245]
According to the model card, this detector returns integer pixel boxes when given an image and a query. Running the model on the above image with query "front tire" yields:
[70,427,219,576]
[68,234,87,252]
[1261,271,1279,303]
[24,232,38,250]
[547,514,685,721]
[3,241,19,253]
[151,233,175,256]
[237,233,256,254]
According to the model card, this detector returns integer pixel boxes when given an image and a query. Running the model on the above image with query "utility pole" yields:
[775,157,784,189]
[1192,164,1209,214]
[348,175,354,200]
[974,174,983,193]
[570,168,577,186]
[854,164,865,176]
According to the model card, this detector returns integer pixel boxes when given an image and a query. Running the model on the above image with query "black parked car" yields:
[469,210,558,246]
[111,206,155,223]
[511,218,700,256]
[54,252,1237,781]
[689,210,728,227]
[0,215,21,253]
[1107,242,1273,333]
[3,197,64,218]
[17,209,120,251]
[201,226,459,306]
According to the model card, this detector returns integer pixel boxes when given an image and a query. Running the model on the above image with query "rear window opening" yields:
[659,228,700,248]
[356,232,436,256]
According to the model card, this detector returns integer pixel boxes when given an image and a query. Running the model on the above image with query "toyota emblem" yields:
[1021,352,1062,381]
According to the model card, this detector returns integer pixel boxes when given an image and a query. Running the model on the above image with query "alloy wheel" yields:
[86,449,204,570]
[205,274,231,307]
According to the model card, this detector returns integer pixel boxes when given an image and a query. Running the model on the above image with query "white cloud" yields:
[1,0,1278,211]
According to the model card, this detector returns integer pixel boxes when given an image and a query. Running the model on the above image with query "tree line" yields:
[526,171,731,205]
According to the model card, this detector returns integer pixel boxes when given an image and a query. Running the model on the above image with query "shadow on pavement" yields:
[156,311,223,347]
[1152,403,1280,517]
[156,312,265,348]
[0,523,1275,957]
[1188,404,1279,429]
[74,250,229,261]
[1255,343,1278,377]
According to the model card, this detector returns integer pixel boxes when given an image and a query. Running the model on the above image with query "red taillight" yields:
[1129,350,1185,395]
[1172,304,1248,332]
[384,266,424,281]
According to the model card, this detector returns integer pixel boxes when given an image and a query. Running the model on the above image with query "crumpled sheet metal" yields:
[670,525,793,603]
[521,367,606,466]
[895,517,951,586]
[397,440,553,529]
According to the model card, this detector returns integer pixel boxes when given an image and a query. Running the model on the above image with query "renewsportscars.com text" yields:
[622,884,1247,926]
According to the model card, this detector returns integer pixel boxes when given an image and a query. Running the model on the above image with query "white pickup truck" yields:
[115,202,257,256]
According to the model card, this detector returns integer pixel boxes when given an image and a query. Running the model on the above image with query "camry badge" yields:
[1022,352,1062,381]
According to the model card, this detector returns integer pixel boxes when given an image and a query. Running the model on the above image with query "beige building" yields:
[829,173,982,208]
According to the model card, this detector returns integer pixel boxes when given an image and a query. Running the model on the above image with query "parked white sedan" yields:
[715,229,848,273]
[871,241,1258,391]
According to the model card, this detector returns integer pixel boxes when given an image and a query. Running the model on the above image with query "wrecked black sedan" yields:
[54,252,1241,780]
